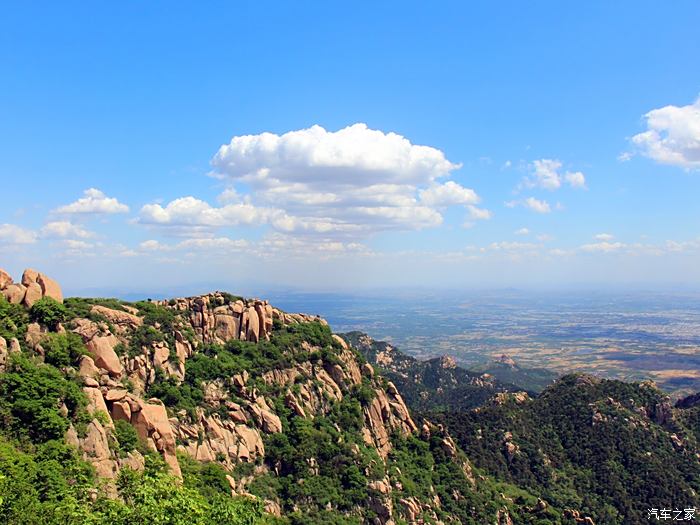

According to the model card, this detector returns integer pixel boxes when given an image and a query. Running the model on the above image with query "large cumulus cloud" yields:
[139,124,484,238]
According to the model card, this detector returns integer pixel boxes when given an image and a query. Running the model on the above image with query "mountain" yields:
[2,268,700,525]
[341,331,523,411]
[469,354,559,393]
[432,375,700,524]
[0,268,566,524]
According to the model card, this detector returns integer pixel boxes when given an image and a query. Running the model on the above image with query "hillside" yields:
[432,375,700,524]
[341,331,522,411]
[2,268,700,524]
[0,268,570,524]
[469,354,559,394]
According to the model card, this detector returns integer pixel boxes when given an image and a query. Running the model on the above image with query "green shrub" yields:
[0,353,86,443]
[128,325,165,358]
[29,297,68,330]
[0,294,29,341]
[114,420,139,454]
[42,332,87,368]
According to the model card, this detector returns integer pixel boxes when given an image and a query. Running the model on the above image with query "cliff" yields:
[1,269,513,524]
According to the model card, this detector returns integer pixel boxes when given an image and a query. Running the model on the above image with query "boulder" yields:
[132,400,181,478]
[111,401,131,422]
[25,322,45,349]
[3,283,26,304]
[83,387,114,428]
[22,282,43,308]
[214,314,240,342]
[119,450,145,472]
[234,424,264,459]
[259,408,282,433]
[78,355,101,379]
[21,268,39,287]
[105,388,128,402]
[37,273,63,303]
[86,335,124,377]
[153,343,169,367]
[332,334,348,349]
[0,268,12,289]
[246,307,260,342]
[91,305,141,330]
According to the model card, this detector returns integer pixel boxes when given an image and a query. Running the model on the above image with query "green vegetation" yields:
[4,291,700,524]
[29,297,69,330]
[42,332,88,368]
[0,442,264,524]
[432,375,700,524]
[0,295,29,342]
[0,295,267,525]
[127,325,166,358]
[147,321,337,415]
[63,297,130,320]
[113,419,139,455]
[0,353,86,443]
[341,331,519,412]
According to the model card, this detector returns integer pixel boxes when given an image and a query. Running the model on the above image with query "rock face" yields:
[131,398,181,477]
[73,319,124,377]
[91,305,142,332]
[1,270,453,523]
[0,268,63,306]
[158,292,324,345]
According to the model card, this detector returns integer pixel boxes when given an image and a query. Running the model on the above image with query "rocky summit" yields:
[1,269,699,525]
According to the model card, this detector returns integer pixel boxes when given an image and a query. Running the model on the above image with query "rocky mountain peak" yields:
[0,267,63,307]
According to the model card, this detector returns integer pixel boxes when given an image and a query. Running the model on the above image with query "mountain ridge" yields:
[2,268,699,524]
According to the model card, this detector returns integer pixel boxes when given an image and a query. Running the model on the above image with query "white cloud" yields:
[139,239,168,251]
[0,223,37,244]
[217,188,241,204]
[56,188,129,214]
[488,241,540,251]
[211,123,460,186]
[549,248,571,256]
[630,96,700,169]
[40,221,94,239]
[177,237,249,250]
[565,171,587,189]
[594,233,614,241]
[62,239,93,250]
[580,241,625,253]
[523,197,551,213]
[521,159,587,190]
[467,205,492,220]
[618,151,633,162]
[139,196,276,228]
[530,159,563,190]
[200,124,478,238]
[419,181,479,206]
[139,237,249,253]
[136,125,484,239]
[514,228,530,236]
[665,239,700,252]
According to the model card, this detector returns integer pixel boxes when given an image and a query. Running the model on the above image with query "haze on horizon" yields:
[1,2,700,295]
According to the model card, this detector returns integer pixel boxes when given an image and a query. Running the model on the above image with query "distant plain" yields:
[264,289,700,398]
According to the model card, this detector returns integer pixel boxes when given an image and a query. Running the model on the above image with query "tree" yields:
[30,297,68,330]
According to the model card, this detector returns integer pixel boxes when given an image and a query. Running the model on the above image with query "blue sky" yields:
[1,1,699,294]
